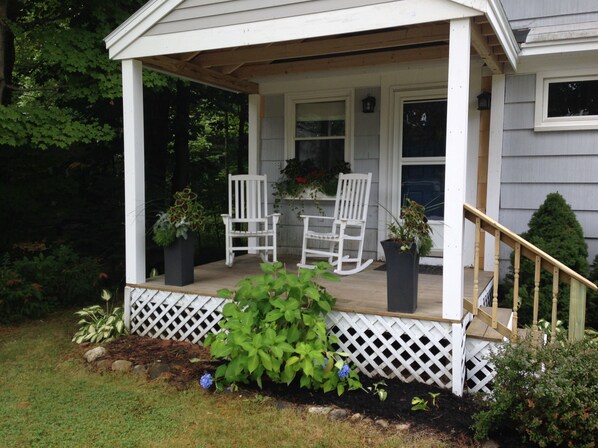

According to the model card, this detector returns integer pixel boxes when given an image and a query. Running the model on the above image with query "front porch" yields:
[138,255,493,322]
[126,255,495,393]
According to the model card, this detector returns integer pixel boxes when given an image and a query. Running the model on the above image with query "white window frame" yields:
[534,69,598,132]
[284,89,354,165]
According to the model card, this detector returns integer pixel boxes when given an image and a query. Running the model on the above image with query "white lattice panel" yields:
[465,338,500,394]
[129,288,228,343]
[326,312,454,389]
[478,279,493,307]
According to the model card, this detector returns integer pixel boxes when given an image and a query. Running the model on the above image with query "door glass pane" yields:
[402,100,447,157]
[401,165,445,220]
[296,101,345,137]
[547,80,598,117]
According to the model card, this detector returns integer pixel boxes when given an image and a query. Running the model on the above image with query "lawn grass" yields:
[0,310,462,448]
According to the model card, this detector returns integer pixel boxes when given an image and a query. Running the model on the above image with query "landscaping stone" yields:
[307,406,333,415]
[481,440,500,448]
[148,362,171,380]
[274,400,290,410]
[350,413,363,422]
[375,419,389,428]
[96,359,113,371]
[328,408,349,421]
[83,346,106,362]
[112,360,133,372]
[132,365,147,375]
[395,423,411,432]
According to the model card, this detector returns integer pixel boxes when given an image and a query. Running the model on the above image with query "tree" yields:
[504,192,589,327]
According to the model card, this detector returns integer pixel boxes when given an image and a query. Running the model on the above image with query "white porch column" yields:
[122,59,146,284]
[248,94,261,175]
[484,74,505,271]
[443,18,471,322]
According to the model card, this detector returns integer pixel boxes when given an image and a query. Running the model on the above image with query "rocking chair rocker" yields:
[298,172,373,275]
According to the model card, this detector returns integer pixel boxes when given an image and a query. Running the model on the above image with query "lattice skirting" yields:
[127,287,228,344]
[127,287,466,391]
[327,312,454,389]
[465,338,500,394]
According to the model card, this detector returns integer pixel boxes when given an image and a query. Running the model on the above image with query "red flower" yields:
[295,177,308,184]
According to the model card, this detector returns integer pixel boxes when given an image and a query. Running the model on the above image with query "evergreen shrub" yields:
[474,336,597,447]
[504,192,589,326]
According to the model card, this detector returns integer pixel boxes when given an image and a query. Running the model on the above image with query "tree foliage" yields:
[504,192,589,327]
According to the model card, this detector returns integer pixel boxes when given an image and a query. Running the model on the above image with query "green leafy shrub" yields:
[12,245,101,308]
[72,289,127,344]
[205,262,362,395]
[504,192,589,326]
[474,336,598,447]
[0,258,47,322]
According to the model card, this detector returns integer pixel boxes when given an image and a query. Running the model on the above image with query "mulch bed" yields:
[101,335,523,447]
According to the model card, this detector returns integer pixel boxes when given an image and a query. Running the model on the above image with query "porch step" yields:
[466,306,512,342]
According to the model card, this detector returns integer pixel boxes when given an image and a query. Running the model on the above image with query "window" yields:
[286,90,352,170]
[535,70,598,131]
[400,98,446,220]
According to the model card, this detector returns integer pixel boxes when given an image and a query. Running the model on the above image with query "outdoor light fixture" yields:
[477,91,491,111]
[362,95,376,113]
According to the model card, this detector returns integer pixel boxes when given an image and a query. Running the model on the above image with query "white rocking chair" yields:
[221,174,280,267]
[298,172,373,275]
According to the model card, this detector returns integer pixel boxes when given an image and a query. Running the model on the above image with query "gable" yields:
[106,0,484,60]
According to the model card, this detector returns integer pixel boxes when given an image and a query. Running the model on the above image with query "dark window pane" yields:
[295,139,344,171]
[402,100,447,158]
[547,80,598,117]
[296,119,345,138]
[296,101,345,137]
[401,165,445,220]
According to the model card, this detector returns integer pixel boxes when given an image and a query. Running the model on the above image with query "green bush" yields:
[0,245,101,322]
[0,258,47,322]
[504,192,589,326]
[474,336,598,447]
[13,245,101,308]
[205,262,362,395]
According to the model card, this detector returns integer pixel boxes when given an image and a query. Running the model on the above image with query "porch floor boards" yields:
[138,255,493,323]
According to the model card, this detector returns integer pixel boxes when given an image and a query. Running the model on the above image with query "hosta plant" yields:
[72,289,127,344]
[205,262,362,396]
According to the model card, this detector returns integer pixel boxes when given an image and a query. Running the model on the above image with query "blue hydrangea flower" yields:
[337,364,350,379]
[322,356,328,368]
[199,373,213,389]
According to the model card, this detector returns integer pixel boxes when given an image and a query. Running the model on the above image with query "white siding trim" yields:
[111,0,480,60]
[443,18,471,321]
[484,74,505,271]
[122,59,146,284]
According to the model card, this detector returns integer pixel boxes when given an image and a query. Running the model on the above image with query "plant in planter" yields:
[273,158,351,219]
[380,199,433,313]
[152,187,206,286]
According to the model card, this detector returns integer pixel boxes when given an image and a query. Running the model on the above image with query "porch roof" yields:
[105,0,519,93]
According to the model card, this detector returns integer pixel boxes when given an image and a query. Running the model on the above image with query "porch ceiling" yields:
[139,19,509,93]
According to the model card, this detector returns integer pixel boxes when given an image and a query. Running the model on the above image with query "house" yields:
[105,0,598,396]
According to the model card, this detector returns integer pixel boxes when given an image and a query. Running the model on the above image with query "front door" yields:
[393,90,447,256]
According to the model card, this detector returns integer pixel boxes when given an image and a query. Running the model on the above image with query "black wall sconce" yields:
[477,91,491,111]
[362,95,376,113]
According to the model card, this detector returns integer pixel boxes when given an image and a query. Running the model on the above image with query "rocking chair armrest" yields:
[300,215,336,221]
[266,213,280,224]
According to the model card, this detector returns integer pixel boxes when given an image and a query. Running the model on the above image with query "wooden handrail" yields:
[464,204,597,290]
[464,203,597,343]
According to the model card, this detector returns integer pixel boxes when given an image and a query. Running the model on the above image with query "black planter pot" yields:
[164,233,197,286]
[380,240,419,313]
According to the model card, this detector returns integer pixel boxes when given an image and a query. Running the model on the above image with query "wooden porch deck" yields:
[137,255,493,323]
